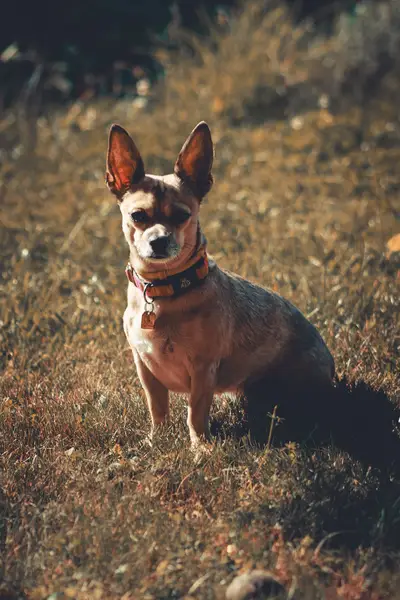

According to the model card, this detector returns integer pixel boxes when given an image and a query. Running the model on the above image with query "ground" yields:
[0,3,400,599]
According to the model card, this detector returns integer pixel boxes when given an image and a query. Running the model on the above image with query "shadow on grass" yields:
[211,376,400,552]
[213,376,400,475]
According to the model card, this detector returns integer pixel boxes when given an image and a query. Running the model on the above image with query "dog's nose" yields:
[149,235,170,257]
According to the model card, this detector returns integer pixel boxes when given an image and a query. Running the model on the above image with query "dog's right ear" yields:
[106,124,145,198]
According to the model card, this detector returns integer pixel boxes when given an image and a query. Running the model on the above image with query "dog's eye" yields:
[131,211,150,224]
[171,210,191,225]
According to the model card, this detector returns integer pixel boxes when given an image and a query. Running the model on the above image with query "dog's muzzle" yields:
[149,235,171,258]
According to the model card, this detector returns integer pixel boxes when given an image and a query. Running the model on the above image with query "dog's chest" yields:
[124,305,191,393]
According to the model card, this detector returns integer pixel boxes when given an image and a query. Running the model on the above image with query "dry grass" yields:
[1,2,400,598]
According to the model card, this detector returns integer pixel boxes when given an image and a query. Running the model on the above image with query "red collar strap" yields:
[125,246,209,299]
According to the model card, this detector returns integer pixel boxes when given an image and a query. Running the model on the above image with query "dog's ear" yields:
[106,124,145,198]
[174,121,213,199]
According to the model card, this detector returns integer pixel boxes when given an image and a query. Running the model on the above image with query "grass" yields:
[1,2,400,598]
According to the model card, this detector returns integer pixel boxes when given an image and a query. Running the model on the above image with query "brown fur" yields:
[106,122,335,445]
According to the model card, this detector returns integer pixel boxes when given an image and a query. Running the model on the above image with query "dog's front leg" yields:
[187,363,217,446]
[133,351,169,437]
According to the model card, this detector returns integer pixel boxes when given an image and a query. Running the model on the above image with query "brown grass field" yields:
[1,3,400,598]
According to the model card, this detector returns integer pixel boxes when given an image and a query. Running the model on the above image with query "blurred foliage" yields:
[0,0,237,107]
[2,0,400,119]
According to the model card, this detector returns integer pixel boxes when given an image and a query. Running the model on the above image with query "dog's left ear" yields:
[174,121,214,199]
[106,124,145,198]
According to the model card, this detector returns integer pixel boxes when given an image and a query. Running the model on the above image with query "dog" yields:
[106,121,335,446]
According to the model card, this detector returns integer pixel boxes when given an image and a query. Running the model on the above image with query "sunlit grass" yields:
[0,1,399,597]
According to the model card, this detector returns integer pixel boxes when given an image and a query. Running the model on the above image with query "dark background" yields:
[0,0,354,107]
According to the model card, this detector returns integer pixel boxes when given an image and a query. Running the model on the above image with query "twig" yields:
[267,404,279,451]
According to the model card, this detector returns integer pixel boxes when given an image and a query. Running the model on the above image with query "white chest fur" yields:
[123,301,192,393]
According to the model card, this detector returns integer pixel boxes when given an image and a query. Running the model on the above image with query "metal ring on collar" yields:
[143,282,154,304]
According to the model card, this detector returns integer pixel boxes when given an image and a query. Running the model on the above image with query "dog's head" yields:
[106,122,213,273]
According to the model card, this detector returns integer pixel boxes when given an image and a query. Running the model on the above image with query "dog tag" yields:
[141,310,156,329]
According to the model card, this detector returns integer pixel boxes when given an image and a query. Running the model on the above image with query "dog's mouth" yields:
[149,251,174,260]
[138,241,181,262]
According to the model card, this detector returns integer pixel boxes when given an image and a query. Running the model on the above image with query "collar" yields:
[125,245,209,299]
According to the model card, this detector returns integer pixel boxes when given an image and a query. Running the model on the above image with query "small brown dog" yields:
[106,122,335,446]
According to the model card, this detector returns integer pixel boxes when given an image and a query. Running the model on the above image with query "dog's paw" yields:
[191,440,214,462]
[144,434,154,449]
